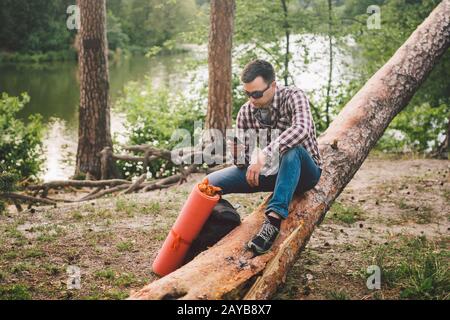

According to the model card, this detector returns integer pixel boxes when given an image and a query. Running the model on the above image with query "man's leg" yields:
[266,146,322,219]
[248,146,322,254]
[206,166,277,195]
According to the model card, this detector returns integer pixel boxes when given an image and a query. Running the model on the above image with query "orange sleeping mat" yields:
[152,178,221,277]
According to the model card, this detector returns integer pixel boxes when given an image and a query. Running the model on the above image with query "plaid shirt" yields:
[236,84,322,170]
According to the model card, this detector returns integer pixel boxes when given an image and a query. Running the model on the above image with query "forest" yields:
[0,0,448,302]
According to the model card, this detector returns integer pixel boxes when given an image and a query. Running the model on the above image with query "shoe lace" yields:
[257,220,278,242]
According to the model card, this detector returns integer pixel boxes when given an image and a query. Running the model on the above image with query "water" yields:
[0,52,207,181]
[0,36,354,181]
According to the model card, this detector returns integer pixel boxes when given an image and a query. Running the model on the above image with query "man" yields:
[207,59,322,255]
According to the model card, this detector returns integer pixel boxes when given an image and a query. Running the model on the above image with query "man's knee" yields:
[205,172,224,190]
[281,146,306,162]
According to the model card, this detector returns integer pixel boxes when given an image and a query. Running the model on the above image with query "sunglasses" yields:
[244,83,271,99]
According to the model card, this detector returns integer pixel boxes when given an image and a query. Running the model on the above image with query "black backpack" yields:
[183,198,241,264]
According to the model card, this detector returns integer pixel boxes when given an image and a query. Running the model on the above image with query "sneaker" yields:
[247,219,280,255]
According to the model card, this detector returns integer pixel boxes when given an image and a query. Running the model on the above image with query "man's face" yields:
[243,76,276,108]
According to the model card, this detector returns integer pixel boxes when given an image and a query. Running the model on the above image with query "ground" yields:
[0,153,449,300]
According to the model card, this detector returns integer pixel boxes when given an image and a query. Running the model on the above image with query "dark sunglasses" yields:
[244,83,271,99]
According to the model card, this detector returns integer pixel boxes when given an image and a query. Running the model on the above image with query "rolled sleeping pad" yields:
[152,183,220,277]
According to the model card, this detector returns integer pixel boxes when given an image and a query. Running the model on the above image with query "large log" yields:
[130,1,450,300]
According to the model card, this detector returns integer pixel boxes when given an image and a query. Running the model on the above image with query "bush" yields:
[375,103,449,153]
[0,93,45,179]
[114,81,205,178]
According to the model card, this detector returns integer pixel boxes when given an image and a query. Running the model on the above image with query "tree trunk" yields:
[281,0,290,87]
[75,0,116,180]
[129,0,450,300]
[325,0,334,128]
[205,0,235,137]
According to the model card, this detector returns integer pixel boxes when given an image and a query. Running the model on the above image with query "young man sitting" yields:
[206,59,323,255]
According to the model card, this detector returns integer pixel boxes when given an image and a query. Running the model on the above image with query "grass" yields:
[442,189,450,202]
[71,211,83,221]
[116,240,134,252]
[114,273,141,288]
[326,289,350,300]
[115,199,137,217]
[328,201,364,225]
[3,251,18,260]
[33,224,66,243]
[0,284,32,300]
[4,224,26,243]
[398,199,409,210]
[364,236,449,300]
[94,269,141,289]
[95,268,116,280]
[104,289,129,300]
[23,248,45,258]
[43,263,62,276]
[142,201,161,215]
[397,200,434,224]
[10,262,33,275]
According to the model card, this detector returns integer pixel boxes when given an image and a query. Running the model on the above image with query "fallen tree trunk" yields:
[130,1,450,300]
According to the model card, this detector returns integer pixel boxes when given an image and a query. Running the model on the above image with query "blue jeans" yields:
[207,146,322,219]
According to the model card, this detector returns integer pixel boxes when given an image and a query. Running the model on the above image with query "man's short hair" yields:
[241,59,275,84]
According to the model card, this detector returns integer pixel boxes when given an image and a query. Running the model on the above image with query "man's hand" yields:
[246,150,266,187]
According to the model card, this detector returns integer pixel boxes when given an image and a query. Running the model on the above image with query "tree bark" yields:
[325,0,334,127]
[281,0,290,87]
[75,0,115,179]
[129,0,450,300]
[205,0,236,137]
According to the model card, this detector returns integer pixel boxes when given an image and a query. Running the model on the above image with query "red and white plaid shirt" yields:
[236,84,322,169]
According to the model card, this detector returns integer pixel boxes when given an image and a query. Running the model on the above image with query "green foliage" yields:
[340,0,449,153]
[0,93,43,212]
[233,0,304,84]
[107,11,130,51]
[95,268,116,280]
[114,80,204,178]
[111,0,198,51]
[0,0,74,53]
[0,172,18,193]
[0,0,199,58]
[376,103,449,152]
[0,93,45,179]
